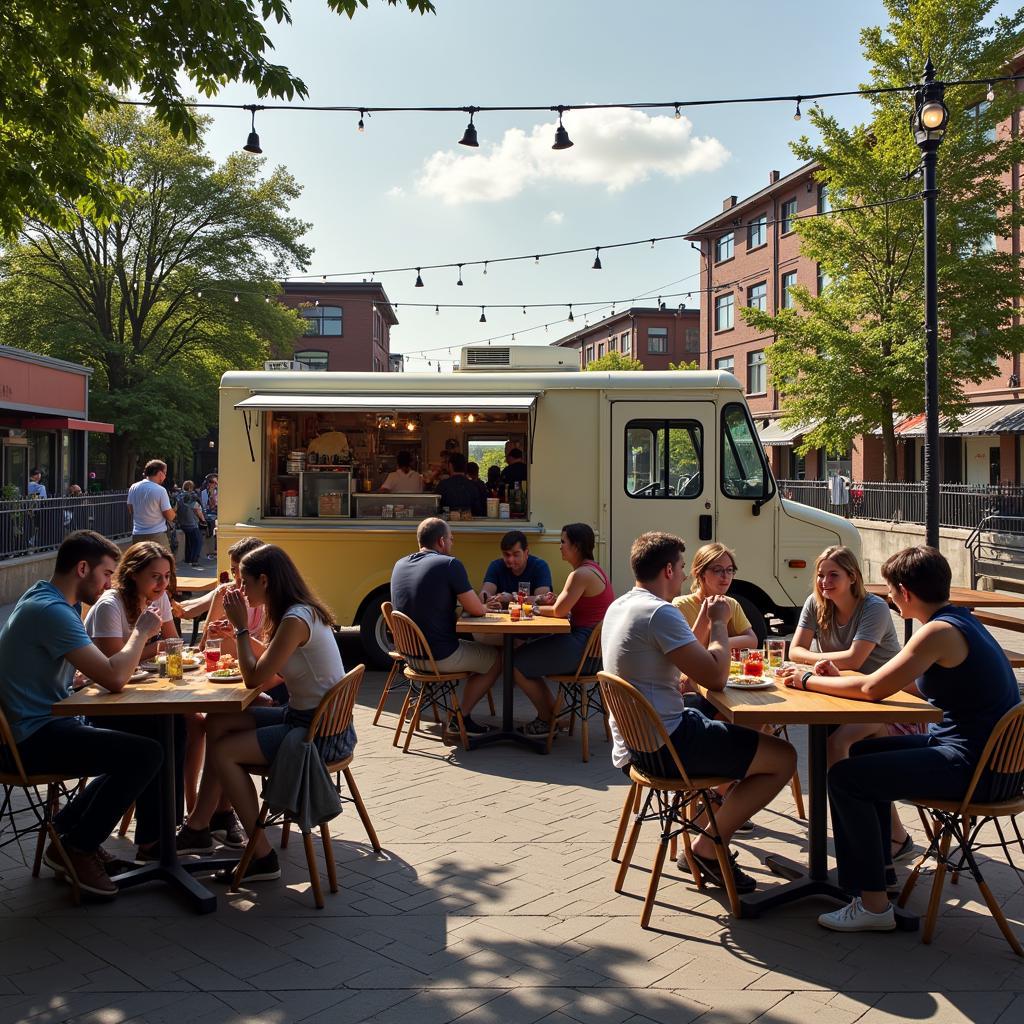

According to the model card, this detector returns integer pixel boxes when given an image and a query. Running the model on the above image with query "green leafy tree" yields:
[0,105,312,485]
[0,0,434,237]
[584,351,646,371]
[742,0,1024,480]
[668,359,699,370]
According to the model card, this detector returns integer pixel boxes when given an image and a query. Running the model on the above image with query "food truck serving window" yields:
[624,420,703,498]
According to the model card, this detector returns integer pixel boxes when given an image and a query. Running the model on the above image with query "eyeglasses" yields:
[706,566,737,577]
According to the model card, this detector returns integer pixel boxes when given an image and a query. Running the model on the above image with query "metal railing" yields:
[0,491,132,560]
[776,479,1024,533]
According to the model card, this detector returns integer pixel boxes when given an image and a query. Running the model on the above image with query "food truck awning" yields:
[234,393,542,413]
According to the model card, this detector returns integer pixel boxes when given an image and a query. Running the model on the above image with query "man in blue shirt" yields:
[391,518,501,734]
[480,530,553,608]
[0,531,163,898]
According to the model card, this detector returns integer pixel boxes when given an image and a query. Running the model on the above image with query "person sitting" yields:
[390,518,501,735]
[179,544,356,884]
[778,545,1020,933]
[380,450,424,494]
[501,447,527,488]
[436,452,484,518]
[480,530,553,609]
[465,461,489,511]
[672,543,758,653]
[787,545,913,861]
[513,523,614,735]
[0,531,163,898]
[604,531,796,894]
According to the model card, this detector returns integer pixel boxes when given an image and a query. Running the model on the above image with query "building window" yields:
[585,345,594,364]
[747,282,767,312]
[300,304,343,336]
[597,342,605,359]
[647,327,669,354]
[684,327,699,353]
[781,271,797,309]
[714,294,734,332]
[607,335,617,353]
[781,198,798,234]
[966,100,997,144]
[817,184,831,214]
[715,355,734,373]
[816,264,832,294]
[620,330,631,354]
[715,232,734,263]
[747,350,767,395]
[624,420,703,498]
[748,215,767,249]
[294,350,329,371]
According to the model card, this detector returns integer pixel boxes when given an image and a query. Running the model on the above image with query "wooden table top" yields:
[865,583,1024,609]
[701,679,943,727]
[53,671,259,718]
[175,576,219,595]
[456,611,572,636]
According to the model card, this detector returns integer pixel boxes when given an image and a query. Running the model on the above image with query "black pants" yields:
[183,526,203,565]
[10,719,162,853]
[828,734,975,896]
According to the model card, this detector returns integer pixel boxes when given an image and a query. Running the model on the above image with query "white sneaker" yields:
[818,898,896,932]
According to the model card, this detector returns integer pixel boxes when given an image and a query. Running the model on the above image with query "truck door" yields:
[609,401,716,594]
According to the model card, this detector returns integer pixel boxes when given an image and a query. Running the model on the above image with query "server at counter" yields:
[436,453,485,517]
[379,451,424,494]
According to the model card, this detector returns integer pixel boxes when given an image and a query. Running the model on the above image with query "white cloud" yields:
[413,108,730,205]
[545,210,565,225]
[386,185,405,197]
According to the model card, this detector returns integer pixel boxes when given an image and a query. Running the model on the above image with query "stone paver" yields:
[1,660,1024,1024]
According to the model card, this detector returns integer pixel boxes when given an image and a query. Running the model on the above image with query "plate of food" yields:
[181,656,203,671]
[208,668,243,682]
[140,660,160,672]
[726,675,775,690]
[129,668,152,683]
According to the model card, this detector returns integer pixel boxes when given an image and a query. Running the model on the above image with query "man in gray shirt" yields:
[602,531,796,894]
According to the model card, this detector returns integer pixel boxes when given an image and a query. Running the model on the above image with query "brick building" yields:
[278,282,398,372]
[550,306,700,369]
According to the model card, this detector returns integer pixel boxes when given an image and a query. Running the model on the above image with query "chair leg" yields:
[580,686,591,763]
[977,877,1024,957]
[33,784,58,878]
[402,688,428,753]
[373,660,401,726]
[343,767,382,852]
[45,822,80,905]
[641,829,671,929]
[448,692,470,751]
[117,803,135,839]
[302,829,324,909]
[615,790,650,892]
[280,820,291,849]
[546,688,565,755]
[922,828,953,945]
[789,768,806,821]
[611,782,636,862]
[320,822,338,895]
[232,802,270,891]
[393,685,415,747]
[486,688,496,717]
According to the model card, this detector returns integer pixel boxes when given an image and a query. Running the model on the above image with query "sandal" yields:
[891,834,916,863]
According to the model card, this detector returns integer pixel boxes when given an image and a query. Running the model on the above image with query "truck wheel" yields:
[734,594,768,647]
[358,592,392,670]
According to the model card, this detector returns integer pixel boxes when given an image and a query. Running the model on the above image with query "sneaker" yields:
[687,849,757,895]
[214,849,281,884]
[175,823,215,855]
[44,842,118,898]
[210,810,246,849]
[735,819,756,833]
[818,898,896,932]
[519,716,553,737]
[95,846,138,876]
[677,847,738,873]
[891,834,916,863]
[447,714,491,736]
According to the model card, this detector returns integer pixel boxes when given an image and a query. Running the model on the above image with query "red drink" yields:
[743,656,763,677]
[205,649,220,672]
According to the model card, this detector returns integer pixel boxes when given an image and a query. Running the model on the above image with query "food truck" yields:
[217,349,859,666]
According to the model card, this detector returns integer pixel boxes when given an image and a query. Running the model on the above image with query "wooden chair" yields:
[232,665,381,909]
[598,671,741,927]
[387,610,472,753]
[0,707,81,904]
[545,622,608,761]
[898,703,1024,956]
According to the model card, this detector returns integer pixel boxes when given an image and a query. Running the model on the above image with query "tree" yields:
[0,105,312,485]
[584,351,646,371]
[0,0,434,237]
[742,0,1024,480]
[668,359,699,371]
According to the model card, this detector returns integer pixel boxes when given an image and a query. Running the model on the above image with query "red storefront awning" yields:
[19,416,115,434]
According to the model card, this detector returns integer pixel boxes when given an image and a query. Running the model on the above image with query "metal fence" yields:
[776,479,1024,533]
[0,491,132,560]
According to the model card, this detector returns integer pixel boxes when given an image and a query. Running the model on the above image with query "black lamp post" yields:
[911,58,949,550]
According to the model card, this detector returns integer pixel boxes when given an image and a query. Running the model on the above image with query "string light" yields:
[242,105,262,154]
[414,268,424,287]
[357,109,366,132]
[987,83,996,103]
[458,109,479,148]
[567,305,574,322]
[479,307,487,323]
[552,106,574,150]
[456,264,464,286]
[674,104,681,120]
[592,247,602,270]
[793,98,802,121]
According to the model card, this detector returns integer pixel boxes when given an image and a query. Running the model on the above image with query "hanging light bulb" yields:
[435,305,439,314]
[483,261,488,275]
[321,274,327,283]
[456,264,464,286]
[522,305,527,315]
[567,305,574,322]
[511,333,515,341]
[454,413,463,424]
[414,268,424,288]
[406,420,416,432]
[233,294,239,303]
[987,82,996,103]
[479,307,487,323]
[674,103,682,120]
[552,107,574,150]
[196,290,202,299]
[357,109,366,132]
[467,413,475,423]
[264,295,270,303]
[242,105,262,154]
[314,298,320,307]
[459,110,479,148]
[592,247,602,270]
[534,255,540,265]
[650,239,656,248]
[793,98,802,121]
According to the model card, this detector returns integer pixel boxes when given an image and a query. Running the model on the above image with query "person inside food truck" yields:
[379,450,424,494]
[437,453,485,517]
[501,448,528,488]
[480,530,553,609]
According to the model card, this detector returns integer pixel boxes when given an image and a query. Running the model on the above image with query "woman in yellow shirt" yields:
[673,543,759,652]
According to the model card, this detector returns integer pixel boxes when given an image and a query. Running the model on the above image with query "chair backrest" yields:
[597,671,693,787]
[0,704,30,783]
[388,609,443,676]
[571,621,604,682]
[305,664,366,744]
[962,701,1024,808]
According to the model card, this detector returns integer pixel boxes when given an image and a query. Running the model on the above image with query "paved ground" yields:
[2,654,1024,1024]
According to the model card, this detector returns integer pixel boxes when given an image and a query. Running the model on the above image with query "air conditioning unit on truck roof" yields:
[458,345,578,372]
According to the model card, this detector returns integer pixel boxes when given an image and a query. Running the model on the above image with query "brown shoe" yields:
[45,842,117,898]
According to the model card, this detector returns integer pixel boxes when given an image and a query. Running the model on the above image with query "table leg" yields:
[110,716,239,913]
[467,634,547,753]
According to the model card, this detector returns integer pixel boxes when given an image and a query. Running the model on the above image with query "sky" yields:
[189,0,1014,370]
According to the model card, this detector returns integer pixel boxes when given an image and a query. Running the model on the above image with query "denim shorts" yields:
[251,704,356,764]
[629,708,759,782]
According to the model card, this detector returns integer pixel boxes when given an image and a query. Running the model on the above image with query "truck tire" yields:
[358,591,392,670]
[734,594,768,647]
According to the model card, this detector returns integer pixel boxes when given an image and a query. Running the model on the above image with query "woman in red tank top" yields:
[513,523,614,735]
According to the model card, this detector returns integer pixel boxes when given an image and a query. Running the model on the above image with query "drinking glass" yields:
[205,639,222,673]
[766,639,786,671]
[165,638,184,680]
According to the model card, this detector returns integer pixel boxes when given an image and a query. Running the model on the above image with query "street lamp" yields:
[911,57,949,550]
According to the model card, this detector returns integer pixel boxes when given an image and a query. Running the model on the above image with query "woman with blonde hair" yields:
[672,542,759,651]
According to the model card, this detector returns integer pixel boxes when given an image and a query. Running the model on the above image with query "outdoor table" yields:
[52,670,259,913]
[700,678,941,928]
[175,575,219,642]
[456,610,571,752]
[866,583,1024,641]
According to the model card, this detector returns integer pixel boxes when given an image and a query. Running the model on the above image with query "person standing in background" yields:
[126,460,175,548]
[28,468,48,498]
[176,481,207,568]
